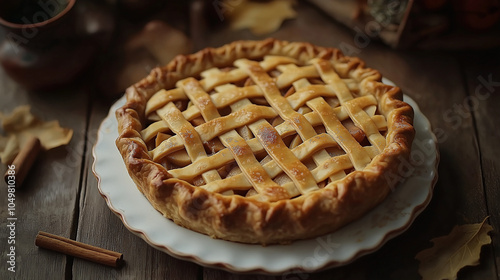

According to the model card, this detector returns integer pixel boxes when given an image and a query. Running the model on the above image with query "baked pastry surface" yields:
[115,39,414,244]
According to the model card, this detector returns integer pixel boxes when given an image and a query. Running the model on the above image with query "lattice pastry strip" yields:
[275,64,319,89]
[156,103,221,184]
[175,85,313,198]
[312,58,354,104]
[143,57,386,140]
[178,78,290,201]
[150,104,277,161]
[236,58,341,183]
[312,58,387,153]
[142,85,265,142]
[220,91,320,195]
[191,129,378,196]
[150,58,335,198]
[207,57,379,195]
[200,55,297,91]
[171,57,338,198]
[145,54,390,200]
[306,98,372,170]
[286,75,373,171]
[342,98,386,152]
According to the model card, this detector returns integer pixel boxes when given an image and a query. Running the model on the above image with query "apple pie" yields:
[115,39,414,244]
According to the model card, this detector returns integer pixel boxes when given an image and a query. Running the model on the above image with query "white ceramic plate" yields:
[93,88,439,274]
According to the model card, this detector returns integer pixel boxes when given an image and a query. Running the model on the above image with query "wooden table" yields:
[1,1,499,279]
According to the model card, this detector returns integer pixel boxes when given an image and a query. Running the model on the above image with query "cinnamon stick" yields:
[4,136,41,187]
[35,231,123,268]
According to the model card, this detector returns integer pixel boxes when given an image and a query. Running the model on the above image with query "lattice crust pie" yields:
[115,39,415,244]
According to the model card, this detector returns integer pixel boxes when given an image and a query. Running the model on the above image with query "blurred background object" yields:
[0,0,114,91]
[1,0,498,92]
[222,0,298,35]
[306,0,500,49]
[97,20,192,96]
[92,1,192,99]
[115,0,166,20]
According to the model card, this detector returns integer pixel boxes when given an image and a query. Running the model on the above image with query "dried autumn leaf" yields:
[0,105,73,164]
[227,0,297,35]
[415,217,493,280]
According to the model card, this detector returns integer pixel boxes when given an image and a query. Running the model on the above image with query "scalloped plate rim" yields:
[92,84,439,274]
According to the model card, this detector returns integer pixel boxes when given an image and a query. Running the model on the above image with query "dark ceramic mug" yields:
[0,0,113,90]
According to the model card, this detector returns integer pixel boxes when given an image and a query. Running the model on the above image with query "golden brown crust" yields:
[115,39,415,244]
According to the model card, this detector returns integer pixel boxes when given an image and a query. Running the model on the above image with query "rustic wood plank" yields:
[460,49,500,279]
[1,0,495,279]
[333,44,494,280]
[72,99,201,279]
[0,69,89,279]
[365,47,499,280]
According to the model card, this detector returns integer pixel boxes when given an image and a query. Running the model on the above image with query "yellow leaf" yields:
[415,217,493,280]
[227,0,297,35]
[0,106,73,164]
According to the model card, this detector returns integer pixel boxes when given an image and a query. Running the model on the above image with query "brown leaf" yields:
[415,217,493,280]
[227,0,297,35]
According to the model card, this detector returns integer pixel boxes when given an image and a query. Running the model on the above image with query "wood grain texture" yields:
[459,49,500,279]
[356,47,494,280]
[0,69,89,279]
[0,1,499,279]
